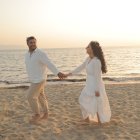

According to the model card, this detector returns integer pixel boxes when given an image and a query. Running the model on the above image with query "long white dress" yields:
[71,57,111,123]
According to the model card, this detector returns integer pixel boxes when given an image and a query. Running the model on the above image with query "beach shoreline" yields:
[0,83,139,140]
[1,80,140,89]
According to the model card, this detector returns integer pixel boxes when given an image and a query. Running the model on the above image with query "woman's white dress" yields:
[71,57,111,123]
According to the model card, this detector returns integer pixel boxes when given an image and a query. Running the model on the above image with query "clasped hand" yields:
[57,72,72,79]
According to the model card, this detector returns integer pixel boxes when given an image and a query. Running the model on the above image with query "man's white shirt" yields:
[25,48,59,83]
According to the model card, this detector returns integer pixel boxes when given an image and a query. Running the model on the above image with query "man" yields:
[25,36,65,123]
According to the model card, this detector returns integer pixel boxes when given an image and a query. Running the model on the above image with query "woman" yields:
[66,41,111,124]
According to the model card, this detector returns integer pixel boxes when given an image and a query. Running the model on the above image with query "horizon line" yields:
[0,45,139,51]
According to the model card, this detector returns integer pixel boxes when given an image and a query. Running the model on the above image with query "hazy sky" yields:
[0,0,140,49]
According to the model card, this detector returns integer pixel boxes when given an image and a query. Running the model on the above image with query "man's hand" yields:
[95,91,100,97]
[57,72,67,79]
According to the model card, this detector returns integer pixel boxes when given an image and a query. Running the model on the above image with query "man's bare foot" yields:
[41,112,48,120]
[30,114,41,123]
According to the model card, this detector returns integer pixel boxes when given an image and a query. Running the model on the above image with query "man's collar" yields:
[28,47,38,53]
[34,48,38,52]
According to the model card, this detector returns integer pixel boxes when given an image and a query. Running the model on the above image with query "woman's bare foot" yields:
[78,117,90,125]
[41,112,48,120]
[98,121,102,126]
[84,117,90,123]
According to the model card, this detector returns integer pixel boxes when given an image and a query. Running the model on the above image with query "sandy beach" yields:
[0,83,139,140]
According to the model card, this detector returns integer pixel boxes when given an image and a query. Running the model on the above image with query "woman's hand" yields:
[95,91,100,97]
[65,73,72,77]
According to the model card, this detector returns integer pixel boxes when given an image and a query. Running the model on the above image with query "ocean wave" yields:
[0,80,29,84]
[104,77,140,82]
[1,76,140,86]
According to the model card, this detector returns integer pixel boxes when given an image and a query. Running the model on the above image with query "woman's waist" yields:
[86,75,102,80]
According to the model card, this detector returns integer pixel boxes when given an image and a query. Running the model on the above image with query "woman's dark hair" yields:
[90,41,107,73]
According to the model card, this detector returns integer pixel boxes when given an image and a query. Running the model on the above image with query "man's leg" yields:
[27,81,44,122]
[38,82,48,119]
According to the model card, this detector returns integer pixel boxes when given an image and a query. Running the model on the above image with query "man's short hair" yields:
[26,36,36,44]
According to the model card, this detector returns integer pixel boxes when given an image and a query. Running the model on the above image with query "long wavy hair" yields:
[90,41,107,73]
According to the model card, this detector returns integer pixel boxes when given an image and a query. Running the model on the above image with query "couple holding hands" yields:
[25,36,111,124]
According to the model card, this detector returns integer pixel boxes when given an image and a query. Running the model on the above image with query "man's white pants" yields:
[27,80,48,115]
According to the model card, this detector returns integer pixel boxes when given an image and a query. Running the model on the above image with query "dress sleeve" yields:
[39,51,59,76]
[71,57,88,75]
[93,59,102,92]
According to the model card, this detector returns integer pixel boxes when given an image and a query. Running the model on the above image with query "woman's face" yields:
[86,44,94,56]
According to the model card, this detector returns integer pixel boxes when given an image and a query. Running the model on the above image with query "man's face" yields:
[27,39,37,51]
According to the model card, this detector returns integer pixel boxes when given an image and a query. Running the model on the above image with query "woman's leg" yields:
[97,112,101,124]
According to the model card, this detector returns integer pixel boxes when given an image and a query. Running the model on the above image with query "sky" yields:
[0,0,140,49]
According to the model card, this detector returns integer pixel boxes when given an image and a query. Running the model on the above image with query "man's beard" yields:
[29,46,36,52]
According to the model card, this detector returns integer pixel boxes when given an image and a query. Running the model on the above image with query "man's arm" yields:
[39,51,66,79]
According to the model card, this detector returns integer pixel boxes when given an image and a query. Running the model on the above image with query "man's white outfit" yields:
[25,48,59,115]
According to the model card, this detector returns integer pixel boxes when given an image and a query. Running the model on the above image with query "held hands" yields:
[57,72,72,79]
[57,72,67,79]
